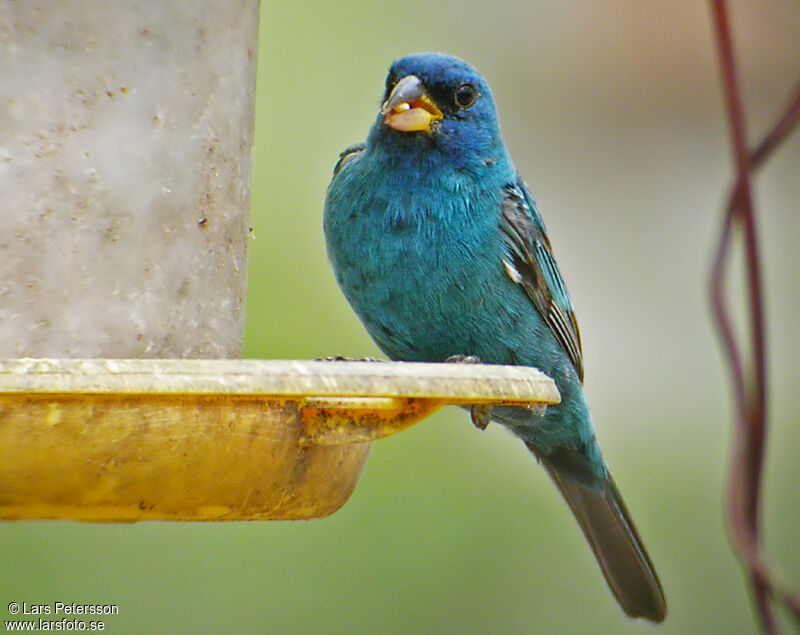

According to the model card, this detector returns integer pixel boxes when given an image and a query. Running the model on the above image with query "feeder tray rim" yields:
[0,358,560,404]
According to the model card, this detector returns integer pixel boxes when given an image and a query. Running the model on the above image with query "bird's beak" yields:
[381,75,443,132]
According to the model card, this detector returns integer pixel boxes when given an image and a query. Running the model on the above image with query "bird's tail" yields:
[540,454,667,623]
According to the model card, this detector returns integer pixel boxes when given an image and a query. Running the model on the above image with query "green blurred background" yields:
[2,1,800,633]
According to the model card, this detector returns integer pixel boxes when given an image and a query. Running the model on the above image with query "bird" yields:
[323,52,666,622]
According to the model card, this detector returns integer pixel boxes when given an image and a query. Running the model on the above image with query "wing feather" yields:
[499,178,584,381]
[332,143,366,177]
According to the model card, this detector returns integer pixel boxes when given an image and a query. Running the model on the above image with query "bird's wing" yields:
[499,178,584,381]
[332,143,366,177]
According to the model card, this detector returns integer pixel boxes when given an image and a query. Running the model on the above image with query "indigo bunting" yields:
[324,53,666,622]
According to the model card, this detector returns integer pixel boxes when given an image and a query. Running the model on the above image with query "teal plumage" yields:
[324,53,666,622]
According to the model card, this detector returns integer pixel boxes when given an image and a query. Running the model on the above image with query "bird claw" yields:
[444,355,491,430]
[444,354,482,364]
[470,404,492,431]
[316,355,387,362]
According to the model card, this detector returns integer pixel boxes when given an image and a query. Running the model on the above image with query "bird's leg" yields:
[444,354,492,431]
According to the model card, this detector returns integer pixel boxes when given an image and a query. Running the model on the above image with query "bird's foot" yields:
[470,404,492,431]
[444,355,492,430]
[316,355,387,362]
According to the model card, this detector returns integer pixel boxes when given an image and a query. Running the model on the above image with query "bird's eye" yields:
[454,83,479,109]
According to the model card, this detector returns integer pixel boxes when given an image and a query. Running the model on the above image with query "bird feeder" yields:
[0,2,560,522]
[0,359,559,521]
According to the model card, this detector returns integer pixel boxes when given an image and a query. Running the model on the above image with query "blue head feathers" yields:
[367,53,508,172]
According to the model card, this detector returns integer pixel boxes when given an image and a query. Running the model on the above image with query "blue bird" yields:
[324,53,666,622]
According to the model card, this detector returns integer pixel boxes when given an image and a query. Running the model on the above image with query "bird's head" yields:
[368,53,508,170]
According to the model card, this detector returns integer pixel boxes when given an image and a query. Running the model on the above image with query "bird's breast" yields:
[325,158,520,361]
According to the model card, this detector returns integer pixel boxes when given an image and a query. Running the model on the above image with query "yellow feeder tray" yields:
[0,358,559,522]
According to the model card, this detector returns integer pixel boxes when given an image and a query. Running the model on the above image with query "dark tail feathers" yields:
[541,455,667,622]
